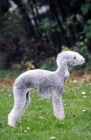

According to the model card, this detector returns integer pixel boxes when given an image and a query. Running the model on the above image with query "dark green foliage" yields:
[81,3,91,15]
[0,0,10,13]
[0,0,91,70]
[78,45,91,71]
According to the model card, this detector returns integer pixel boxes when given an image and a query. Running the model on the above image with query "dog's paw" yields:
[55,113,65,120]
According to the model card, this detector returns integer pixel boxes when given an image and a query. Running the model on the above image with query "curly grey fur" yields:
[8,51,85,127]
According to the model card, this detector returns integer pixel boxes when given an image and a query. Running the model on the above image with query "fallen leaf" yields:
[39,116,43,119]
[24,130,27,133]
[26,127,30,130]
[8,94,12,97]
[72,114,76,117]
[73,93,77,97]
[83,96,86,98]
[82,110,87,113]
[42,112,46,114]
[82,92,86,95]
[50,136,56,140]
[89,83,91,86]
[73,80,77,83]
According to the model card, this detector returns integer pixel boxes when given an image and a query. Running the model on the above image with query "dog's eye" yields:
[74,56,76,59]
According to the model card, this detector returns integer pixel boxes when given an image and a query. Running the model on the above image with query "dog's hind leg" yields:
[19,91,30,120]
[8,88,27,127]
[15,91,31,124]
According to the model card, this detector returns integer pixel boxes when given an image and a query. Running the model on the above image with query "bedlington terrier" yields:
[8,51,85,127]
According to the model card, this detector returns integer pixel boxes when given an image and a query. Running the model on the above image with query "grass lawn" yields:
[0,70,91,140]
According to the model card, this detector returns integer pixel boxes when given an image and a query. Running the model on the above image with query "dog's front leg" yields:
[52,92,65,120]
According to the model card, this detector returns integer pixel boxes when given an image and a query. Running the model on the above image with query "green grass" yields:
[0,72,91,140]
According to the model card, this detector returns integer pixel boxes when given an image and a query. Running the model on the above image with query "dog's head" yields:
[57,51,85,68]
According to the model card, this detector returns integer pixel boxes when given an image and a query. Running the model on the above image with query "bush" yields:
[0,9,56,69]
[78,45,91,71]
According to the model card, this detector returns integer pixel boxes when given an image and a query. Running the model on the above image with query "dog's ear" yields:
[62,60,70,77]
[61,60,67,70]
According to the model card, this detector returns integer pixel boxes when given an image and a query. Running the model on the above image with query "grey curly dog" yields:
[8,51,85,127]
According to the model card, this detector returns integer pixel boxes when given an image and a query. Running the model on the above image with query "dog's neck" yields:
[55,65,65,77]
[56,59,73,80]
[68,65,73,72]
